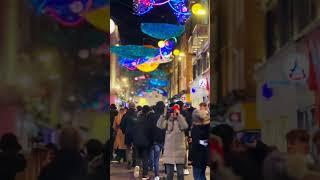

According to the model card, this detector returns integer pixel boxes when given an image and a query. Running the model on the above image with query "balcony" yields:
[188,24,209,54]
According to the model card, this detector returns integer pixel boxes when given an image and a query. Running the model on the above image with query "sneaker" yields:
[184,169,189,175]
[154,176,160,180]
[134,166,140,178]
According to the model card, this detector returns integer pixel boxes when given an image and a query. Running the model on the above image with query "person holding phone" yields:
[157,104,189,180]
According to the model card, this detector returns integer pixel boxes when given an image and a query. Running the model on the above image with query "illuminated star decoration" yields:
[133,0,191,24]
[32,0,93,26]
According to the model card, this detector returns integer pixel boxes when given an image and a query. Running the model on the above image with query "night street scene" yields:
[2,0,320,180]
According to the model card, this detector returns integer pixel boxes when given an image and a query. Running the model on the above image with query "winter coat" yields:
[113,111,126,150]
[120,109,138,145]
[38,150,87,180]
[132,112,153,148]
[149,111,166,145]
[157,114,188,164]
[0,151,26,180]
[190,123,210,167]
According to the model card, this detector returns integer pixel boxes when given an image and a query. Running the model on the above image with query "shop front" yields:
[190,72,210,108]
[255,41,315,151]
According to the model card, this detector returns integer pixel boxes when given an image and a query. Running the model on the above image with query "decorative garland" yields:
[141,23,185,39]
[133,0,191,24]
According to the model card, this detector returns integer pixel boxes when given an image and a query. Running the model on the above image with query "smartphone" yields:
[236,131,261,144]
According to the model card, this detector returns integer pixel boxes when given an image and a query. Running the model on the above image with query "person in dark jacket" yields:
[0,133,26,180]
[38,127,87,180]
[191,102,210,180]
[133,105,153,179]
[85,139,104,180]
[110,104,118,160]
[149,101,166,179]
[211,124,270,180]
[120,102,138,168]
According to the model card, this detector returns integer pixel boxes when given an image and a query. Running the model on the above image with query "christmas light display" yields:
[133,0,191,24]
[149,78,168,87]
[141,23,185,39]
[136,60,160,72]
[118,57,149,71]
[111,45,159,58]
[32,0,93,26]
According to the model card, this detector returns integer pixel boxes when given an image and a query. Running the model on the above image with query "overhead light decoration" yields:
[31,0,93,26]
[136,60,160,72]
[149,78,168,87]
[173,49,180,56]
[111,45,159,58]
[158,40,165,48]
[141,23,185,39]
[118,57,149,71]
[133,0,191,24]
[191,3,206,15]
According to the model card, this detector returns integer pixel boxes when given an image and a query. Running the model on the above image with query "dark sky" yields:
[110,0,178,45]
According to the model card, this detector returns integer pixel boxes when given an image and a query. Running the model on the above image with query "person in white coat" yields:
[157,104,189,180]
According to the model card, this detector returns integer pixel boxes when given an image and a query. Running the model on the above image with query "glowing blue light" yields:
[149,78,168,87]
[111,45,159,58]
[141,23,185,39]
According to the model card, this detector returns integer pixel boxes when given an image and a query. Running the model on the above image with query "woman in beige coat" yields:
[113,108,127,162]
[157,104,188,180]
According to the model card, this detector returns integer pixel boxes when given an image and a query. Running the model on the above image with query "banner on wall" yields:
[304,29,320,128]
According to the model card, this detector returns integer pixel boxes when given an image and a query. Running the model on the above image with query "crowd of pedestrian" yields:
[210,126,320,180]
[111,100,210,180]
[0,127,108,180]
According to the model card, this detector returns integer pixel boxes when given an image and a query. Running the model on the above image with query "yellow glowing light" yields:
[138,98,148,106]
[84,7,109,32]
[179,52,186,57]
[192,3,206,15]
[158,40,165,48]
[173,49,180,56]
[136,61,160,72]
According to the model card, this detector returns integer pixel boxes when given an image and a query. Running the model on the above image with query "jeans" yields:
[150,144,162,177]
[165,164,184,180]
[193,166,206,180]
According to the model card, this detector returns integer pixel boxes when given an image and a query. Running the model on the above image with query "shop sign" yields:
[199,78,207,88]
[284,52,309,84]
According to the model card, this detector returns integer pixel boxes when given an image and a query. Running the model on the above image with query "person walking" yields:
[38,127,87,180]
[120,102,138,168]
[177,101,192,175]
[132,105,153,179]
[110,104,119,160]
[113,107,127,162]
[157,104,189,180]
[149,101,166,180]
[0,133,26,180]
[190,102,210,180]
